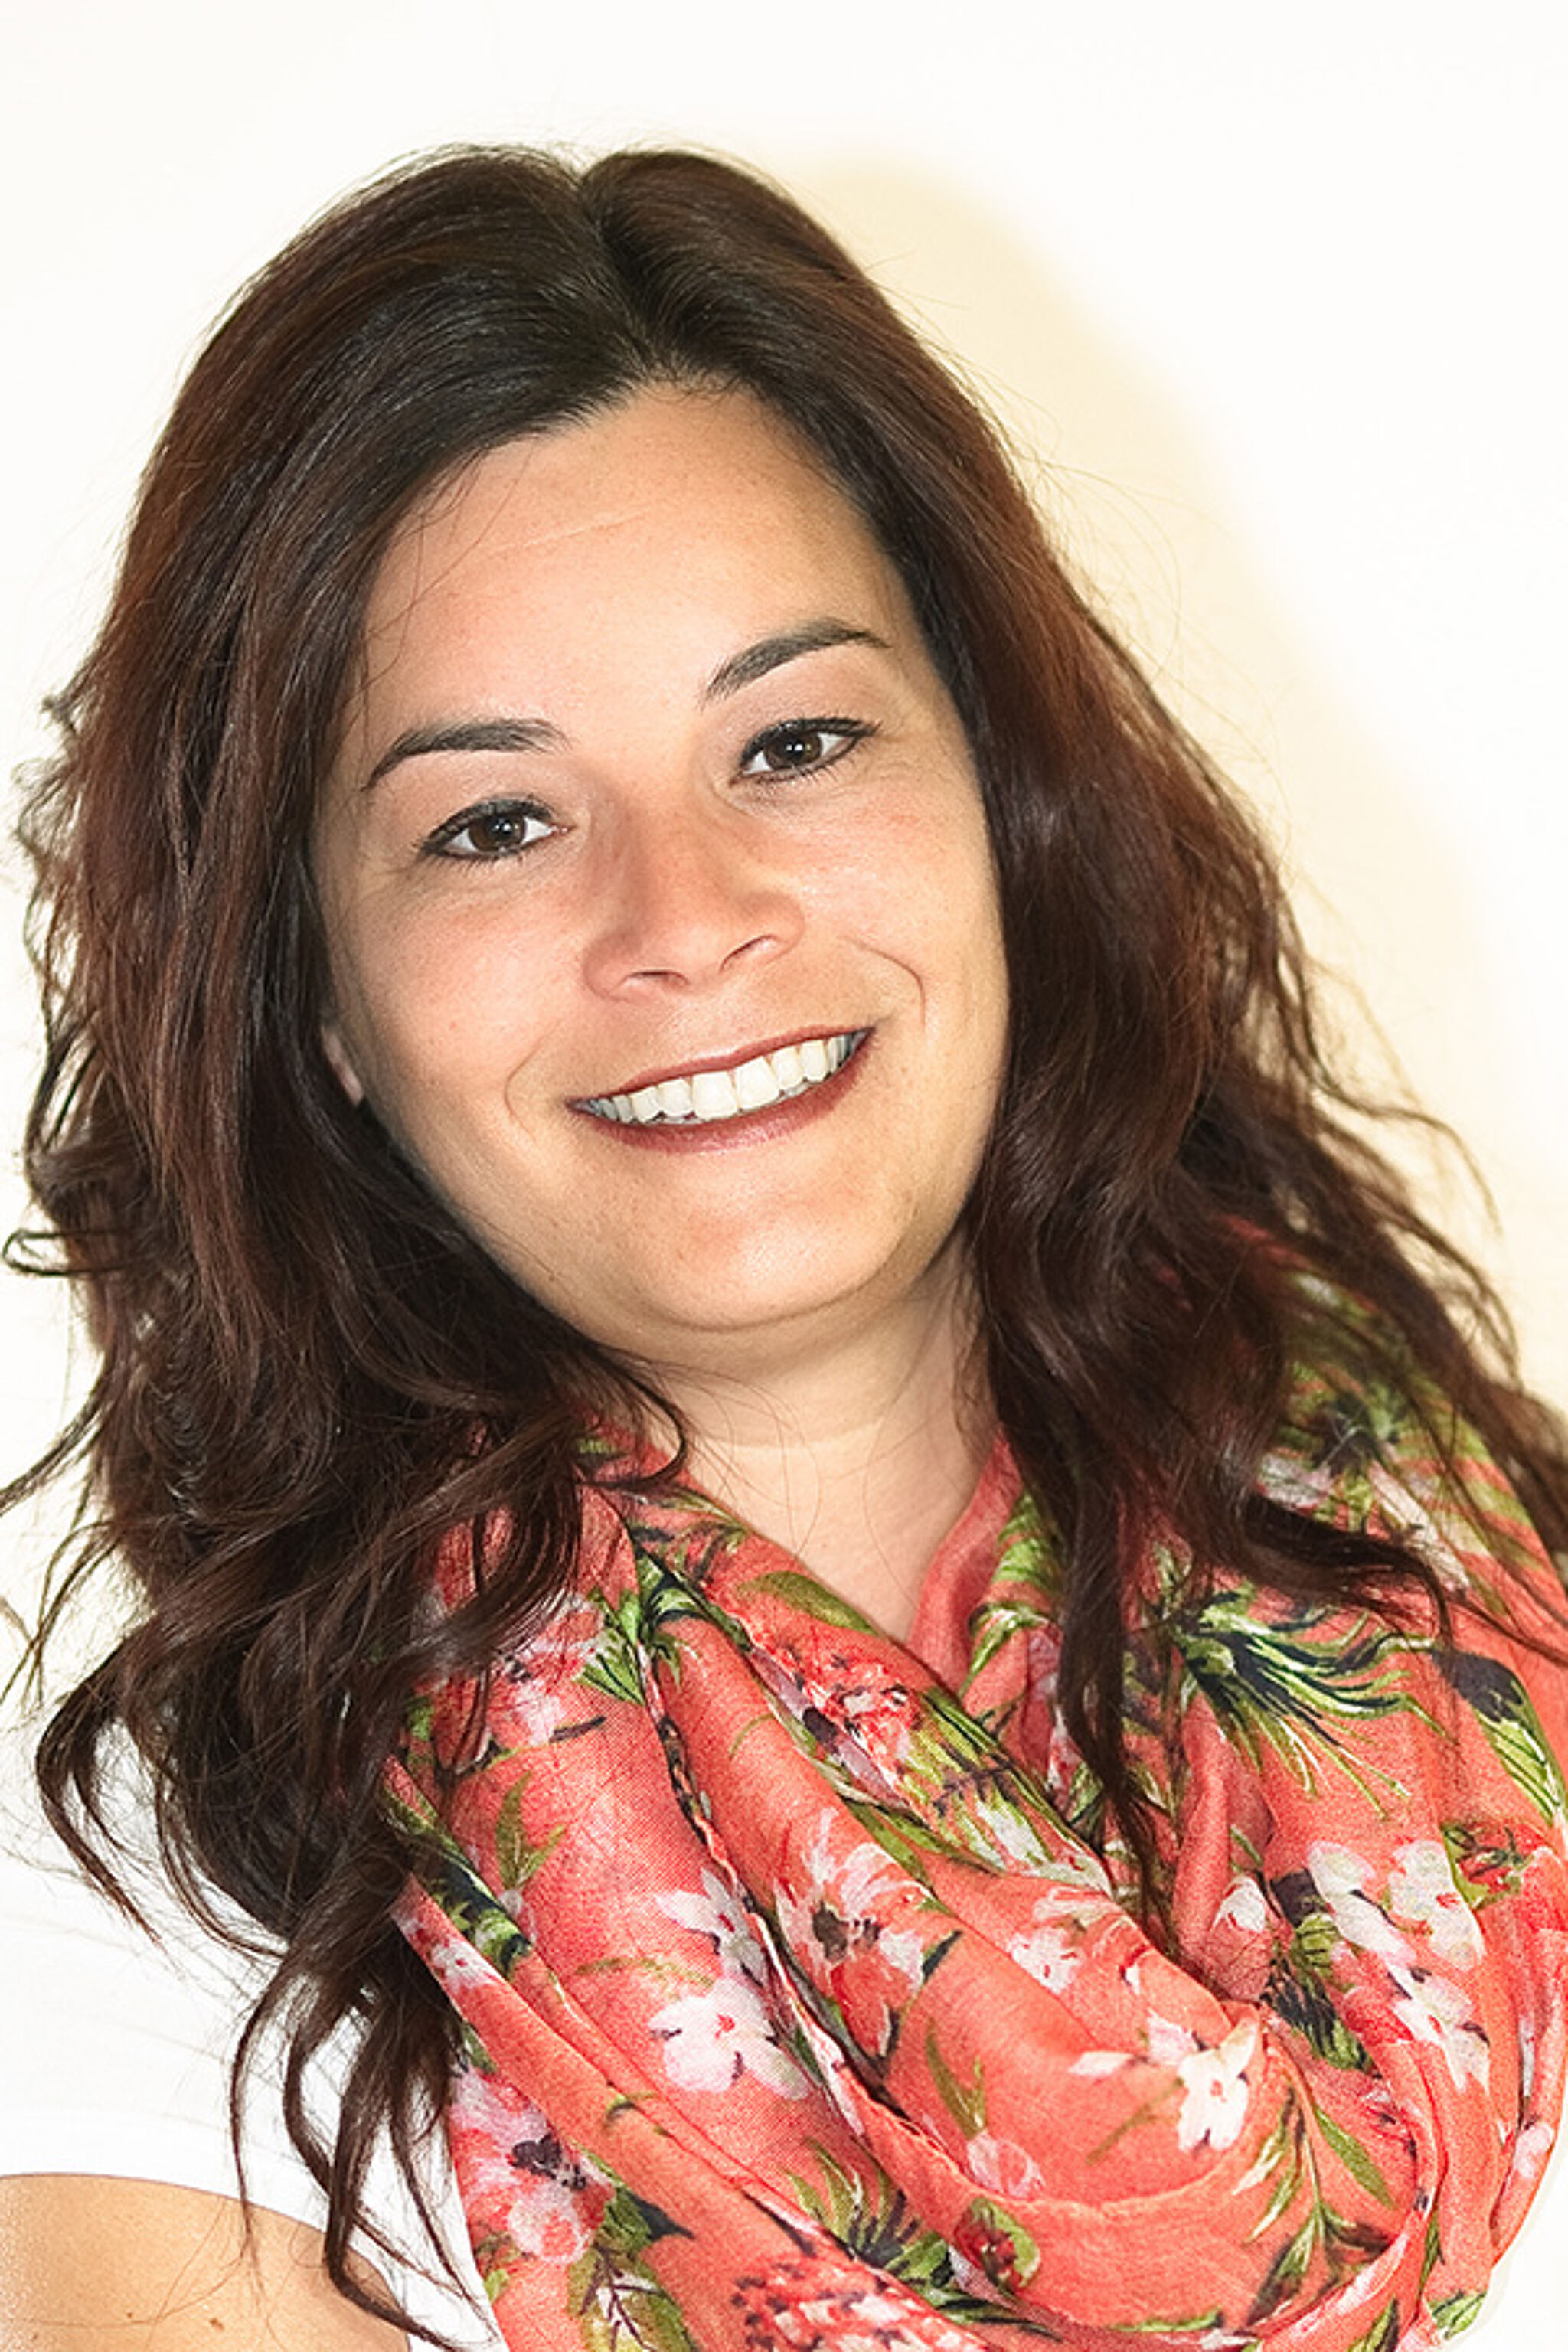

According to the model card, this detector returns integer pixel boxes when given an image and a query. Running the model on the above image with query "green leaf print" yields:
[1315,2110,1393,2207]
[1178,1592,1425,1800]
[384,1782,534,1978]
[580,1589,651,1710]
[1432,1648,1568,1825]
[1264,1927,1372,2072]
[925,2024,987,2138]
[1342,2305,1402,2352]
[785,2147,1062,2334]
[738,1568,881,1633]
[569,2184,701,2352]
[492,1771,562,1892]
[1119,2313,1233,2338]
[962,1596,1052,1695]
[1431,2289,1488,2338]
[995,1491,1066,1597]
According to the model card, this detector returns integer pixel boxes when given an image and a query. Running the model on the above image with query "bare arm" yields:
[0,2177,409,2351]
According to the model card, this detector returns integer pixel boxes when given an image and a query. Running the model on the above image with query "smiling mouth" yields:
[579,1030,869,1127]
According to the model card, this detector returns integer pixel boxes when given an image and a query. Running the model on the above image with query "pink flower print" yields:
[952,2201,1031,2296]
[1520,2012,1539,2099]
[426,1932,503,2005]
[1307,1843,1414,1964]
[659,1865,769,1984]
[732,2248,979,2350]
[1070,2047,1136,2079]
[495,1614,600,1745]
[967,2128,1046,2198]
[648,1974,808,2098]
[775,1815,927,2055]
[1007,1903,1084,1994]
[1175,2021,1257,2152]
[835,1670,920,1768]
[1147,2012,1200,2067]
[1508,2117,1556,2189]
[447,2073,609,2265]
[1386,1840,1485,1968]
[1214,1875,1269,1936]
[757,1630,921,1791]
[1388,1965,1491,2092]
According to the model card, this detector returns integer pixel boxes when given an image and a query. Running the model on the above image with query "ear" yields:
[320,1022,366,1108]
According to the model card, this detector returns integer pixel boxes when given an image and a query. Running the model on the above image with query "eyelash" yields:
[422,799,557,861]
[737,717,874,779]
[419,719,874,862]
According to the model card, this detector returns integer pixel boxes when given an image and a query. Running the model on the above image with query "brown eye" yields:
[424,800,554,861]
[737,719,871,778]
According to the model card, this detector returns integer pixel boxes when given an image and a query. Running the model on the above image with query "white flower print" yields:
[1071,2048,1133,2079]
[972,1790,1054,1870]
[775,1817,926,1993]
[1214,1875,1269,1936]
[1520,2013,1538,2099]
[968,2128,1046,2198]
[1386,1840,1484,1968]
[1307,1842,1414,1964]
[648,1975,807,2098]
[1147,2013,1200,2066]
[1508,2117,1556,2189]
[659,1865,768,1984]
[1008,1903,1084,1994]
[1389,1965,1491,2092]
[1175,2021,1258,2154]
[427,1936,502,2001]
[496,1614,599,1746]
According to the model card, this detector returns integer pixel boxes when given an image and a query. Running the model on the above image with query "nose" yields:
[582,807,804,995]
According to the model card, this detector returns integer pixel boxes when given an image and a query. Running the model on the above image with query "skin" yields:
[315,384,1011,1630]
[0,2178,407,2349]
[5,387,1013,2341]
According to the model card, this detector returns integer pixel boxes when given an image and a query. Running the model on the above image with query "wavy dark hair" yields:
[9,144,1567,2326]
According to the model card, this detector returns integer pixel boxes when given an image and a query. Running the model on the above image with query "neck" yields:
[648,1254,994,1641]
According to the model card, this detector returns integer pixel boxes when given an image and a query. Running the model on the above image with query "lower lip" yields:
[573,1037,871,1153]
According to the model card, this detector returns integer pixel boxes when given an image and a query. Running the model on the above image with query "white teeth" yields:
[734,1054,782,1112]
[583,1031,865,1127]
[690,1067,740,1120]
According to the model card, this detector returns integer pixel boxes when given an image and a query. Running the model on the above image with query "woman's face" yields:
[314,387,1008,1379]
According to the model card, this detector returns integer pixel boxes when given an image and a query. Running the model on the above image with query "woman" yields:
[2,144,1566,2351]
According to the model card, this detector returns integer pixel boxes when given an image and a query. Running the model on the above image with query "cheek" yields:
[327,896,552,1111]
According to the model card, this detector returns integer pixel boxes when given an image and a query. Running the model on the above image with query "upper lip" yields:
[577,1024,868,1101]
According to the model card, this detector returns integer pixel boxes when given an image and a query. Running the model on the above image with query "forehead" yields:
[351,387,912,723]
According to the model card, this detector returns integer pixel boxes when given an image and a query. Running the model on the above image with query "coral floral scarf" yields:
[387,1393,1568,2352]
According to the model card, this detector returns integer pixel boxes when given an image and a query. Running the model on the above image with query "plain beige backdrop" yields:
[0,5,1564,2336]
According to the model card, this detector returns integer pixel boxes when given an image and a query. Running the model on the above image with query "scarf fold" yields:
[389,1411,1568,2352]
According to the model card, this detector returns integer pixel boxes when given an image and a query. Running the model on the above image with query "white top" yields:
[2,1720,1565,2349]
[0,1723,502,2349]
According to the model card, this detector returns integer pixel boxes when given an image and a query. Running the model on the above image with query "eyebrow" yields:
[700,619,890,704]
[362,618,890,789]
[364,715,566,790]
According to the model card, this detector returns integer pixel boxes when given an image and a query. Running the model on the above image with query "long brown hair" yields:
[10,145,1566,2325]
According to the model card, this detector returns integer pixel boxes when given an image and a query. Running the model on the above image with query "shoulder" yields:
[0,2174,410,2350]
[0,1722,500,2350]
